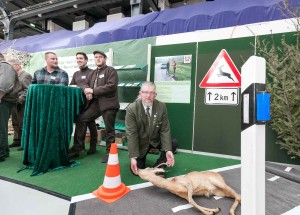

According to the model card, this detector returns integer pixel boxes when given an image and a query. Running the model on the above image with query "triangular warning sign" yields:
[199,49,241,88]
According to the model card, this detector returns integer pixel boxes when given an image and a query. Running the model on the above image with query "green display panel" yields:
[195,34,300,165]
[151,43,197,150]
[116,66,148,123]
[195,37,254,156]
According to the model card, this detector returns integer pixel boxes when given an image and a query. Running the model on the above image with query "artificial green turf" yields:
[0,136,240,197]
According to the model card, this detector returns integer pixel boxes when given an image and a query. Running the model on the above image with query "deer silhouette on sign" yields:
[217,65,234,81]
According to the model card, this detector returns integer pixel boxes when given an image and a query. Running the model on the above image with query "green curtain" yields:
[20,84,86,176]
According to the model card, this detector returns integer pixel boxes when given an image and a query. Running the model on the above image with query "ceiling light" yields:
[30,23,36,28]
[73,4,78,8]
[38,14,42,17]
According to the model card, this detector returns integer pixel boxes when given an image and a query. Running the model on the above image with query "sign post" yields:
[241,56,269,215]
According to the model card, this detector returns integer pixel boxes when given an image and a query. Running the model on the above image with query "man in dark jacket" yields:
[0,53,20,162]
[68,51,119,163]
[125,81,175,175]
[69,52,98,155]
[8,59,32,150]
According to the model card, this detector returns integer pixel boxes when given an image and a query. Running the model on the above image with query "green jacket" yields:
[125,99,172,158]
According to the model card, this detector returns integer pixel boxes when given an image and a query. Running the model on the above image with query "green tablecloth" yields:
[19,84,86,176]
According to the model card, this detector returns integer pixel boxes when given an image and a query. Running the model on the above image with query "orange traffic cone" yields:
[93,143,130,203]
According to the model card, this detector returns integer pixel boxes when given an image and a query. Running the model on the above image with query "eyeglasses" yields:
[141,91,156,96]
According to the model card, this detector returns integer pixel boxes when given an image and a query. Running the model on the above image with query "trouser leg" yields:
[101,109,117,154]
[152,151,167,168]
[72,101,100,153]
[87,121,97,145]
[0,101,14,159]
[18,103,25,143]
[72,120,87,151]
[87,121,97,154]
[11,105,20,144]
[12,103,25,145]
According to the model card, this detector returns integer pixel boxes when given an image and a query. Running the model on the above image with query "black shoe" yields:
[87,143,96,155]
[101,154,109,163]
[68,149,84,158]
[0,157,5,162]
[87,148,96,155]
[17,147,23,151]
[9,142,21,148]
[68,152,80,158]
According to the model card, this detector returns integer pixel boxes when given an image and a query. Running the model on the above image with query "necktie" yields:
[93,70,99,88]
[146,106,151,125]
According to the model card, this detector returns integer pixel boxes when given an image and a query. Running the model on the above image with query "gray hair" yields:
[7,58,20,65]
[137,81,156,100]
[140,81,156,92]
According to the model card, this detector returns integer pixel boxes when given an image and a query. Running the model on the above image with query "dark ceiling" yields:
[0,0,208,41]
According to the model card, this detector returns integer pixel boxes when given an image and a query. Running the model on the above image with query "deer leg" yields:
[185,183,220,215]
[213,185,240,215]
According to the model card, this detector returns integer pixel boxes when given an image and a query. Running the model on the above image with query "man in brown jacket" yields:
[0,53,20,162]
[68,51,119,163]
[8,59,32,150]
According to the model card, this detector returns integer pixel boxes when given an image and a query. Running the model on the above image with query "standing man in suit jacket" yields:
[68,51,119,163]
[8,59,32,151]
[125,81,175,175]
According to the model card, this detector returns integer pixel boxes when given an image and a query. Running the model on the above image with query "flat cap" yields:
[93,51,107,58]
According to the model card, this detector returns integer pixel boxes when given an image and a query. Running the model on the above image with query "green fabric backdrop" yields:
[20,84,85,176]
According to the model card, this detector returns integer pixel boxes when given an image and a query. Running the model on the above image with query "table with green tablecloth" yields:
[19,84,86,176]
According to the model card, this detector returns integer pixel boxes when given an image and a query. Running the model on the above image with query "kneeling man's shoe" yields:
[101,154,109,163]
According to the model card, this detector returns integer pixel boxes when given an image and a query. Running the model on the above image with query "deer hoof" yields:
[212,208,220,214]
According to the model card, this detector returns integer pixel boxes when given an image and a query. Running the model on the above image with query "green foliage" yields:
[256,31,300,159]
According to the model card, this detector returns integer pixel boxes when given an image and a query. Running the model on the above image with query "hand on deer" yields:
[130,158,138,175]
[166,151,175,167]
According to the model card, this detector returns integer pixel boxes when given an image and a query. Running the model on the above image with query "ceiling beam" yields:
[146,0,159,11]
[0,0,123,22]
[26,1,109,23]
[18,20,49,34]
[0,0,92,20]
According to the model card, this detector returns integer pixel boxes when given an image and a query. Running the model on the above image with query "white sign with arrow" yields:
[205,88,239,105]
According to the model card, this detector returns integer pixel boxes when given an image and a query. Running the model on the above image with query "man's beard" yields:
[142,101,153,107]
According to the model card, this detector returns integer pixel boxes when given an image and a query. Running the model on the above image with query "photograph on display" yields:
[154,55,192,103]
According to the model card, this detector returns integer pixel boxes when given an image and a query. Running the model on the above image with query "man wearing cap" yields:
[68,51,119,163]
